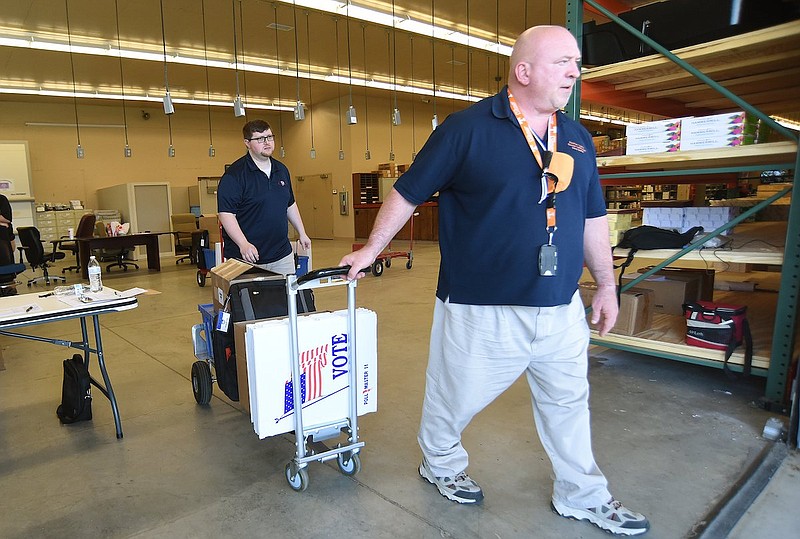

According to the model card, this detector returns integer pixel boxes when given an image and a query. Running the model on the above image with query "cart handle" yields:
[295,265,370,286]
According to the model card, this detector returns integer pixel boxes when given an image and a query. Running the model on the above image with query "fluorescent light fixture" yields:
[163,92,175,114]
[0,27,488,105]
[580,113,629,126]
[275,0,513,55]
[773,116,800,131]
[346,105,357,125]
[1,85,294,111]
[233,95,246,117]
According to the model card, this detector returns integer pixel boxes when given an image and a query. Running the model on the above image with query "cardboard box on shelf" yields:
[579,283,654,336]
[639,267,715,302]
[621,273,699,315]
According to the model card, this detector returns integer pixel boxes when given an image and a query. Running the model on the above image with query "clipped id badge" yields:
[539,244,558,276]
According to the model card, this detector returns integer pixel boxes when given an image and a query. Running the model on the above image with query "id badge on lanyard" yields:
[507,89,559,277]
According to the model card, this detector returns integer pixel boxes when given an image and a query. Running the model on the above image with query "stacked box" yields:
[606,211,633,246]
[606,211,633,230]
[377,162,396,177]
[683,207,739,235]
[625,118,683,155]
[681,112,757,151]
[755,183,792,204]
[642,207,684,230]
[643,207,739,235]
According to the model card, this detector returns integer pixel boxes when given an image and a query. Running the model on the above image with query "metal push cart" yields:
[189,267,367,491]
[283,267,365,491]
[352,211,418,277]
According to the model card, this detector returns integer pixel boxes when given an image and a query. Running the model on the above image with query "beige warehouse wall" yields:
[0,93,465,238]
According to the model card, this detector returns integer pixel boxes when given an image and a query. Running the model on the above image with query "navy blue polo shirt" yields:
[217,153,295,264]
[393,86,607,307]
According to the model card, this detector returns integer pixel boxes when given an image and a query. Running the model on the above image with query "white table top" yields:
[0,287,139,329]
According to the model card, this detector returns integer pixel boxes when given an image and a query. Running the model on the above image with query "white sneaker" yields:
[418,458,484,504]
[552,497,650,536]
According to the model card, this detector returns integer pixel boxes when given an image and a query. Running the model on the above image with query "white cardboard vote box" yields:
[246,308,377,439]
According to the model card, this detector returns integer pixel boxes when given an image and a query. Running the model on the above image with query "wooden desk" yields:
[76,233,161,278]
[0,287,138,438]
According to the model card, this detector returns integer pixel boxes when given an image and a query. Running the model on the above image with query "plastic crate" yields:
[197,303,215,359]
[296,255,309,277]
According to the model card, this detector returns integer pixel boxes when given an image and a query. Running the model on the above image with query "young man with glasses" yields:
[217,119,311,274]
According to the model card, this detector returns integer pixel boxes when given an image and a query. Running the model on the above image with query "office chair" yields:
[94,221,139,272]
[0,235,26,296]
[171,213,197,264]
[59,213,96,273]
[16,226,66,287]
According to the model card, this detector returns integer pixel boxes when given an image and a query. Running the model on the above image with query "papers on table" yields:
[57,287,147,307]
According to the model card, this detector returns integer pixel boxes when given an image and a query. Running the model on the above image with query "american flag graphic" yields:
[283,344,329,413]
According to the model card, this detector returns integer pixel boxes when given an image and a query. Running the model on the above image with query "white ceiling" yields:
[5,0,791,124]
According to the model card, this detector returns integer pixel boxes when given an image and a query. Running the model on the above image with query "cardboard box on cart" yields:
[210,259,282,313]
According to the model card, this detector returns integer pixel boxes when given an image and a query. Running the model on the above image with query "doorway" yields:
[293,173,334,239]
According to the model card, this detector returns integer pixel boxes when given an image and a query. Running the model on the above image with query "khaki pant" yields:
[417,292,612,508]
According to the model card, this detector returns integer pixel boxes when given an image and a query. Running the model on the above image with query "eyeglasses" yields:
[248,135,275,143]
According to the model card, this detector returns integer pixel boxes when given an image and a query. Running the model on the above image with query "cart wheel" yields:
[191,361,213,405]
[371,260,384,277]
[285,463,309,492]
[197,270,206,287]
[406,259,413,270]
[385,258,391,268]
[337,452,361,476]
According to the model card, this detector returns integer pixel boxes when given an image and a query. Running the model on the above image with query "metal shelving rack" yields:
[567,0,799,408]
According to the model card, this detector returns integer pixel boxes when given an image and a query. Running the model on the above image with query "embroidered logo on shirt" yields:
[568,141,586,153]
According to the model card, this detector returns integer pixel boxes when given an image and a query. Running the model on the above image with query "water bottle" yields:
[88,255,103,292]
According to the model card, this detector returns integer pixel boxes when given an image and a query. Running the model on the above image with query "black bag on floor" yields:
[56,354,92,424]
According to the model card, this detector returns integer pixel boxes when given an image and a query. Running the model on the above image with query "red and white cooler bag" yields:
[683,300,752,376]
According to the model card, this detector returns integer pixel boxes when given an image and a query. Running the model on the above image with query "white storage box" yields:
[681,112,754,151]
[246,308,378,439]
[625,118,683,155]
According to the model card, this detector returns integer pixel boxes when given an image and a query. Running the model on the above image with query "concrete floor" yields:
[0,239,796,538]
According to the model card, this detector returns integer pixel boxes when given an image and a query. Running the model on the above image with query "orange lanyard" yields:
[507,89,559,238]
